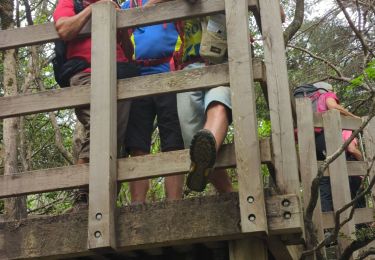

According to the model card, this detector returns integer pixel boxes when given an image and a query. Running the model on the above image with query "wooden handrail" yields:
[313,112,362,130]
[0,139,271,199]
[0,0,257,51]
[0,61,265,119]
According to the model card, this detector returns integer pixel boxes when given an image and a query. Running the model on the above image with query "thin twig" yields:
[288,44,351,82]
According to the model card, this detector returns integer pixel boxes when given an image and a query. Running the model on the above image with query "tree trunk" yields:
[1,0,27,221]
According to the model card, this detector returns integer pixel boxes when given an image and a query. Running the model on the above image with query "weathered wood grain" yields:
[313,113,362,130]
[322,208,374,229]
[1,193,302,259]
[323,110,355,253]
[268,236,297,260]
[230,238,268,260]
[260,0,299,195]
[296,99,324,243]
[319,161,367,177]
[88,3,118,250]
[0,140,271,199]
[0,61,264,119]
[0,0,257,51]
[364,117,375,201]
[225,0,267,234]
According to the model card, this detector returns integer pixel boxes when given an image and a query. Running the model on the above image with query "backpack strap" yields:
[73,0,84,14]
[172,20,185,70]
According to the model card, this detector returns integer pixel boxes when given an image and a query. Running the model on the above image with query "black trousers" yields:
[315,131,366,212]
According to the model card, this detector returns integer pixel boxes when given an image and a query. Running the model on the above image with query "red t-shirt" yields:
[53,0,128,73]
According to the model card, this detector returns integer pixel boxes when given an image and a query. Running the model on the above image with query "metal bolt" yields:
[248,214,256,222]
[282,199,291,207]
[96,213,102,220]
[283,211,292,219]
[94,231,102,238]
[247,196,255,204]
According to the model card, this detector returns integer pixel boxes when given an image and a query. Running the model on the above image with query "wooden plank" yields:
[268,236,296,260]
[88,3,117,250]
[296,99,325,243]
[0,0,257,51]
[322,208,375,229]
[0,23,60,51]
[323,110,355,253]
[260,0,299,195]
[0,61,264,119]
[1,194,301,259]
[225,0,267,234]
[313,113,362,131]
[0,222,4,260]
[0,140,271,199]
[364,117,375,201]
[319,161,367,177]
[229,238,267,260]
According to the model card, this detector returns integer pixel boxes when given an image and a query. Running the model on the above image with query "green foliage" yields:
[258,120,271,137]
[350,59,375,87]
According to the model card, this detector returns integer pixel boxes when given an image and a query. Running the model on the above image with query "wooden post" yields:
[296,98,325,259]
[229,238,268,260]
[88,2,117,250]
[323,110,355,254]
[364,117,375,202]
[224,0,267,234]
[225,0,267,257]
[259,0,300,195]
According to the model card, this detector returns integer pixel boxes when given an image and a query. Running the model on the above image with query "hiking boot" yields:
[187,129,217,192]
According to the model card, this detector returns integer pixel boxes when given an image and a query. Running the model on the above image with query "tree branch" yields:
[335,0,374,60]
[358,247,375,260]
[288,44,351,82]
[283,0,305,45]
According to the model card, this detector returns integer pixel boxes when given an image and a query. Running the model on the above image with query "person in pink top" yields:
[312,82,365,211]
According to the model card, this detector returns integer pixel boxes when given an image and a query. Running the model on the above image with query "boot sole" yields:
[187,129,216,192]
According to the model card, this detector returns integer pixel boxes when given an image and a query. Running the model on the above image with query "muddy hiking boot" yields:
[187,129,217,192]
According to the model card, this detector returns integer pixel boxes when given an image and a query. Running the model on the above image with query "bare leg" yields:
[204,102,233,193]
[129,150,150,204]
[164,147,184,201]
[165,175,184,201]
[209,169,233,194]
[204,102,229,152]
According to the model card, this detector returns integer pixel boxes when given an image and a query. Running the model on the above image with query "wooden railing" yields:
[0,0,304,258]
[0,0,258,51]
[297,98,375,255]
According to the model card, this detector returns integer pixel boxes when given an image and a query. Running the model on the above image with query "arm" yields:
[326,97,361,119]
[55,0,119,41]
[347,140,363,161]
[55,6,93,41]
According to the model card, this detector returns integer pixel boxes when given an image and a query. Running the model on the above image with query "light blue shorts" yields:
[177,63,232,148]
